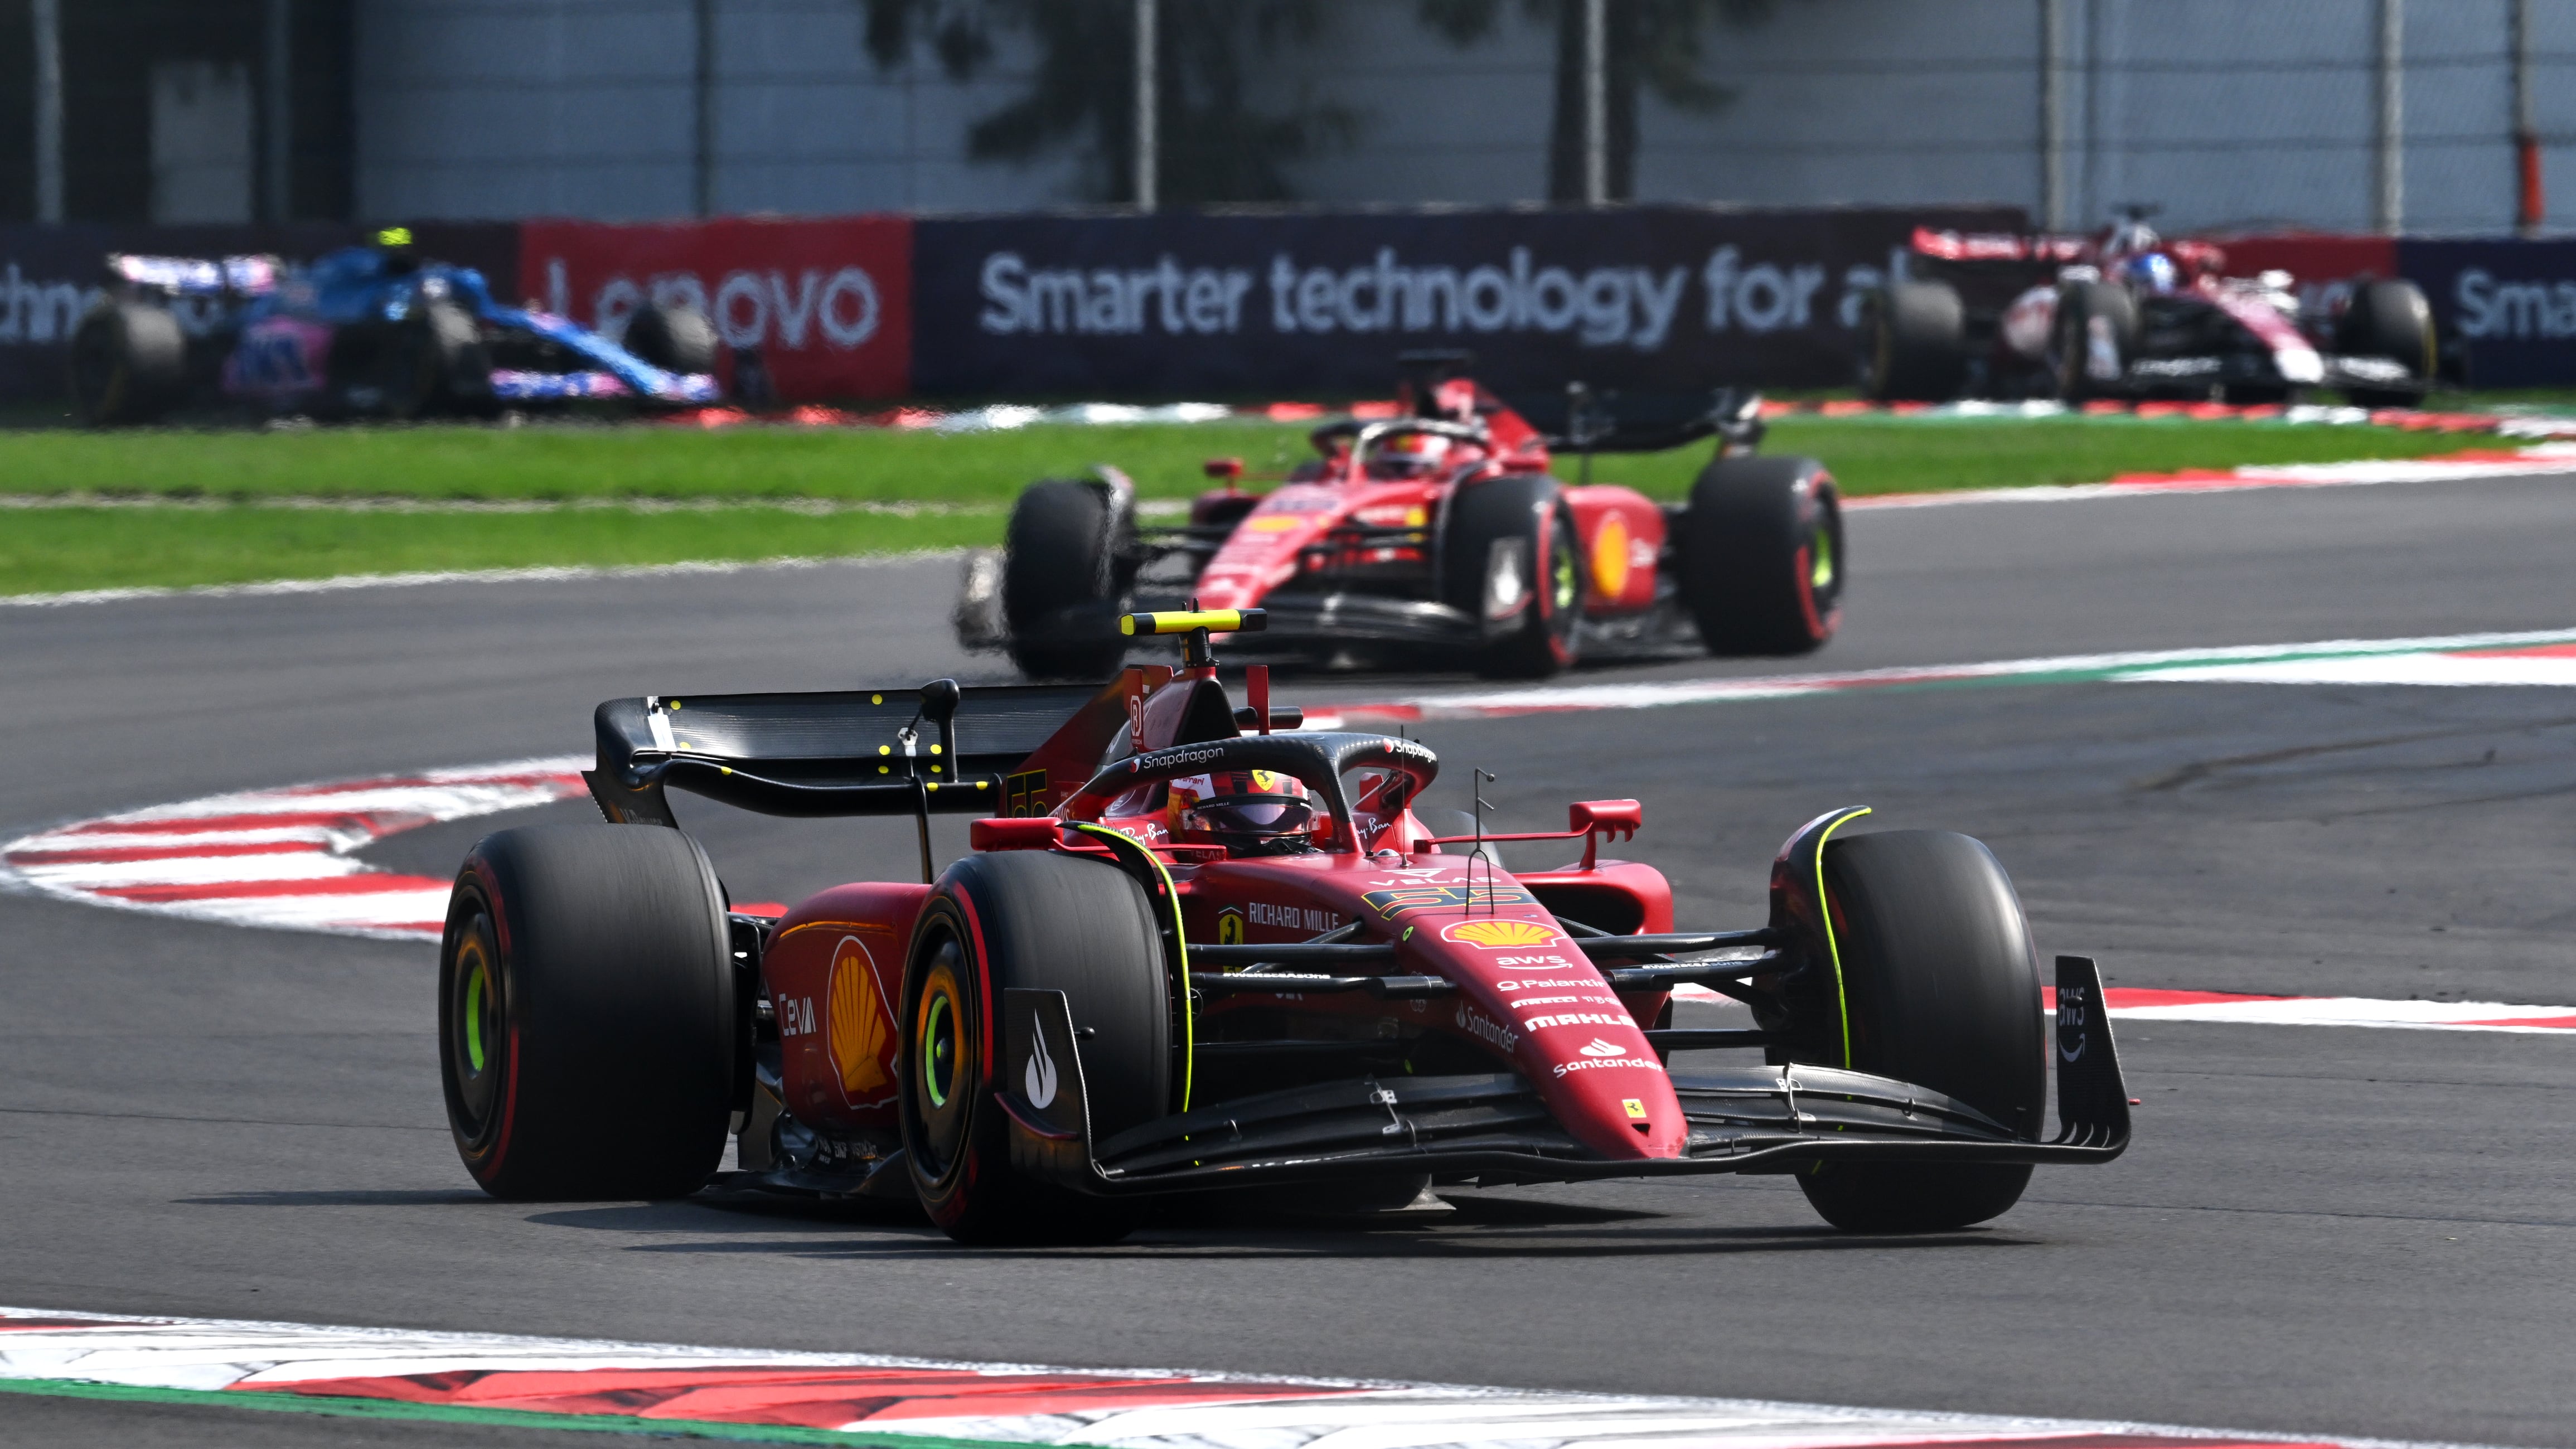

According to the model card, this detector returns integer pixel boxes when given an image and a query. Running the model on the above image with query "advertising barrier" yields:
[520,217,912,400]
[9,211,2572,405]
[912,205,2022,399]
[2393,238,2576,389]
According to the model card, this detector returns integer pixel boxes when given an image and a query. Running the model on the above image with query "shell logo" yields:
[1443,918,1563,948]
[827,935,893,1103]
[1591,513,1632,599]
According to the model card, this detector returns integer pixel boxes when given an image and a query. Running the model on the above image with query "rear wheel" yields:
[1440,474,1582,679]
[2050,281,2136,402]
[1003,478,1135,680]
[1860,282,1968,402]
[386,298,495,419]
[900,851,1171,1245]
[1791,829,2046,1232]
[624,302,719,376]
[69,299,188,425]
[439,825,737,1200]
[2338,279,2435,409]
[1679,455,1842,656]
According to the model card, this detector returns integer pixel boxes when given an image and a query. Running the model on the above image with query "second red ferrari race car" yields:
[438,612,2130,1245]
[955,362,1843,680]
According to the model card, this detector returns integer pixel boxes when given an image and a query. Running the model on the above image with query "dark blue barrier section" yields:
[912,205,2022,398]
[2399,238,2576,387]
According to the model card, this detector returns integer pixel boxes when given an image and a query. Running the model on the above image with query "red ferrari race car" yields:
[954,363,1842,680]
[437,612,2130,1244]
[1863,214,2436,408]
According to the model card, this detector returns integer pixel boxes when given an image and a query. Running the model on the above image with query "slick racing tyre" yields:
[386,298,496,420]
[900,851,1171,1246]
[2337,279,2435,409]
[624,302,720,376]
[1793,829,2046,1233]
[2049,280,2136,402]
[69,298,188,426]
[1678,455,1842,656]
[440,825,738,1200]
[1002,478,1136,680]
[1440,474,1582,679]
[1860,281,1968,402]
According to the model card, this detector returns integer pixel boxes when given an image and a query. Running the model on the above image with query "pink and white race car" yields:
[1863,215,2435,409]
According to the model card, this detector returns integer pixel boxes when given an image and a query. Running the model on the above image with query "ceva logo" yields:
[1443,919,1562,948]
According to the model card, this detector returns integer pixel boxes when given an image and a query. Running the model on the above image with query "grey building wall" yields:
[347,0,2576,234]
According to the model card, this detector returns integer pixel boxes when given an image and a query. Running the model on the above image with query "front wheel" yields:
[439,825,737,1201]
[1001,478,1135,680]
[1791,829,2046,1232]
[1440,474,1582,679]
[2050,281,2136,402]
[2337,279,2435,409]
[1678,455,1842,656]
[900,851,1173,1245]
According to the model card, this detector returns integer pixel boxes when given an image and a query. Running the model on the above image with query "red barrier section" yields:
[520,217,912,400]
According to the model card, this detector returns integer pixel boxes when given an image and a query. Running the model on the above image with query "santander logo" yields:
[1579,1038,1626,1059]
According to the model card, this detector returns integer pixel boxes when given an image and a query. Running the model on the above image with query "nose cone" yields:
[1536,1043,1687,1160]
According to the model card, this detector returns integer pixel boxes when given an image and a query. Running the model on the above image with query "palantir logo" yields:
[1024,1019,1059,1109]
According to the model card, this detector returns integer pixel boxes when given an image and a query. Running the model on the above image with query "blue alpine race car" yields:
[70,228,719,425]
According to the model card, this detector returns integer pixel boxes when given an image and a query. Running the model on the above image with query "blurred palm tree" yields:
[859,0,1355,204]
[1415,0,1771,201]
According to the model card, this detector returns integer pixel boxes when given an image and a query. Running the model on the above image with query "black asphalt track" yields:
[4,474,2574,1448]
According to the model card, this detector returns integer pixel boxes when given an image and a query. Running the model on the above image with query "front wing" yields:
[999,955,2130,1195]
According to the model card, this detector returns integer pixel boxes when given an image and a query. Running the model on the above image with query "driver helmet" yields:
[1167,769,1318,854]
[2102,219,2161,264]
[2124,252,2182,295]
[1370,430,1452,479]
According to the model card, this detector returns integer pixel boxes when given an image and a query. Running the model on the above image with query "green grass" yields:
[1750,414,2481,497]
[0,421,1313,505]
[0,507,1001,597]
[0,411,2498,506]
[0,409,2524,596]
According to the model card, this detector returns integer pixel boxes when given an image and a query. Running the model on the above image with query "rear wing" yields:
[1505,385,1766,456]
[584,676,1138,827]
[106,253,280,297]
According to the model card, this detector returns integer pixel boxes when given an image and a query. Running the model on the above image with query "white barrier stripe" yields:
[1672,984,2573,1034]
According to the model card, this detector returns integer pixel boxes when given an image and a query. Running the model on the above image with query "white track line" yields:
[0,1305,2517,1449]
[6,755,2565,1034]
[1302,627,2576,727]
[0,550,961,609]
[1841,444,2576,511]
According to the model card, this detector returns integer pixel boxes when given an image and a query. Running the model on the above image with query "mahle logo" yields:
[1442,918,1560,948]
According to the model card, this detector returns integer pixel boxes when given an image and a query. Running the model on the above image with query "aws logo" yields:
[1441,918,1564,949]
